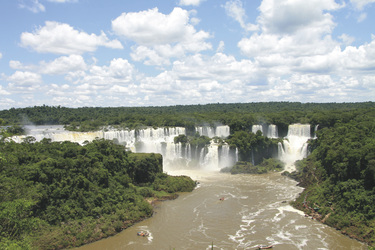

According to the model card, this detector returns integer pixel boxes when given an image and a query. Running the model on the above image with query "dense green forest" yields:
[0,102,374,136]
[1,102,375,247]
[0,138,196,249]
[287,107,375,246]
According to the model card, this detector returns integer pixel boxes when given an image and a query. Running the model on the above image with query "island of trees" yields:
[1,101,375,248]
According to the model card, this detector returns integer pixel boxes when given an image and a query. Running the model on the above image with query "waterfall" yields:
[195,125,230,138]
[279,124,311,172]
[201,144,220,170]
[12,123,315,173]
[215,126,230,138]
[252,125,263,134]
[267,124,278,138]
[12,124,237,171]
[314,124,319,139]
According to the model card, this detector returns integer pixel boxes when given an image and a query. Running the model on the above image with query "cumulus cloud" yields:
[112,7,211,65]
[0,86,11,95]
[224,0,258,31]
[339,33,355,46]
[20,21,123,54]
[10,55,87,75]
[113,8,200,45]
[238,0,343,77]
[7,71,42,85]
[340,36,375,71]
[0,52,2,59]
[19,0,45,13]
[6,71,42,93]
[258,0,342,35]
[179,0,203,6]
[350,0,375,10]
[72,58,136,89]
[40,55,87,75]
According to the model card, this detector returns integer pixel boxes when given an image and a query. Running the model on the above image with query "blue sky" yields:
[0,0,374,109]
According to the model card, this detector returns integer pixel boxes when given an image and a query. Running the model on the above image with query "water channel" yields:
[78,170,366,250]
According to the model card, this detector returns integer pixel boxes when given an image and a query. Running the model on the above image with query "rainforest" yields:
[0,101,375,249]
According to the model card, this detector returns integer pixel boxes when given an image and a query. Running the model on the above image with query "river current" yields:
[78,170,366,250]
[14,125,366,249]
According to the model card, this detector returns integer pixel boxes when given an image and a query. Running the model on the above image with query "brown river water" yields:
[77,170,366,250]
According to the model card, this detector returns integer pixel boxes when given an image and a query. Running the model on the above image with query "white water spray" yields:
[278,124,311,172]
[14,125,235,171]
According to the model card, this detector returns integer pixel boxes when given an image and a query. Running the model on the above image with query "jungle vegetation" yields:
[0,102,374,136]
[287,106,375,246]
[0,138,196,249]
[1,102,375,247]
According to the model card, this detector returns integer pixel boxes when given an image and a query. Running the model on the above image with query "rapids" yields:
[13,124,366,249]
[77,170,366,250]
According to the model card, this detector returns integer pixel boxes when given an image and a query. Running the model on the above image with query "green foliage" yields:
[153,173,196,193]
[226,130,279,164]
[0,138,195,248]
[1,102,374,132]
[1,102,375,247]
[174,134,188,144]
[291,107,375,246]
[222,158,284,175]
[128,153,163,184]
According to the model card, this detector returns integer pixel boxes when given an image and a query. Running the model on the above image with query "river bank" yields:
[282,168,374,248]
[33,191,186,250]
[77,170,366,250]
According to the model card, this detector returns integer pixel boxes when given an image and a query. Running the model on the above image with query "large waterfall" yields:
[14,125,235,171]
[13,123,312,172]
[278,124,311,172]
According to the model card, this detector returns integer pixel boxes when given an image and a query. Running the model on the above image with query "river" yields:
[77,170,366,250]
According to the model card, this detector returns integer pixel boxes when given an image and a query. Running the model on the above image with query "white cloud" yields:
[350,0,375,10]
[19,0,45,13]
[113,7,198,45]
[178,0,203,6]
[258,0,342,35]
[216,41,225,53]
[238,0,342,77]
[40,55,87,75]
[340,36,375,71]
[47,0,77,3]
[0,86,11,95]
[72,58,135,89]
[20,21,123,54]
[112,7,211,65]
[10,55,87,75]
[357,12,367,22]
[131,46,172,65]
[6,71,42,93]
[224,0,258,31]
[0,52,2,59]
[7,71,42,85]
[339,33,355,46]
[133,52,267,105]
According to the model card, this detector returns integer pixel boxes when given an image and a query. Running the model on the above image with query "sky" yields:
[0,0,375,110]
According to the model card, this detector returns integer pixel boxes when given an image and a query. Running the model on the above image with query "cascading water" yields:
[278,124,311,172]
[267,124,278,138]
[195,125,230,138]
[14,125,235,171]
[252,125,263,134]
[13,123,311,172]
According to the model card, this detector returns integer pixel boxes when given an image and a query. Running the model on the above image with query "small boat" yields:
[219,197,225,201]
[137,231,149,237]
[256,245,273,249]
